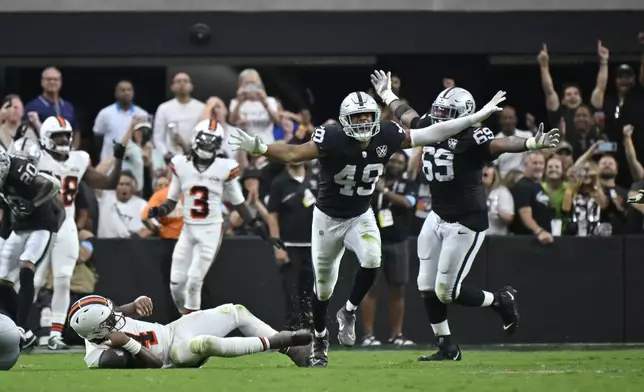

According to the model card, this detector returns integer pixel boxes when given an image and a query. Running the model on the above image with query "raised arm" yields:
[538,44,560,112]
[488,123,560,157]
[590,40,610,109]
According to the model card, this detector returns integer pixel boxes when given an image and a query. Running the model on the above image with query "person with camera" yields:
[360,151,417,347]
[229,69,280,145]
[561,160,610,236]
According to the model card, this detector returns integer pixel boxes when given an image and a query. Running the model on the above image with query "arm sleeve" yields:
[223,179,245,206]
[497,186,515,214]
[511,182,532,209]
[75,182,89,210]
[409,113,480,147]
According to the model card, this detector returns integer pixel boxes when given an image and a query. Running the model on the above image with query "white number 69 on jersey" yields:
[473,127,494,145]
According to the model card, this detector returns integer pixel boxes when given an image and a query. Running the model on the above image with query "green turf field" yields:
[5,350,644,392]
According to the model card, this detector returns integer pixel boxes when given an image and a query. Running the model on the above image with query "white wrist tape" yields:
[526,137,537,150]
[380,90,399,106]
[122,339,142,355]
[258,143,268,155]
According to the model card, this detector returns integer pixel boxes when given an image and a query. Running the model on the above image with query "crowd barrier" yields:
[93,235,644,344]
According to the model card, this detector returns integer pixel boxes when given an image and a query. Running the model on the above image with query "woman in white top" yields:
[483,162,515,235]
[228,69,280,145]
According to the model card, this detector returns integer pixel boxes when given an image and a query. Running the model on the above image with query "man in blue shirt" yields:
[23,67,80,149]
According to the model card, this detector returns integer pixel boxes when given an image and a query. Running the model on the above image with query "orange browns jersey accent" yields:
[227,166,241,181]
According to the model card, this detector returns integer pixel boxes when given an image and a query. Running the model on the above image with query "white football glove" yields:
[472,90,506,123]
[370,70,399,105]
[628,190,644,204]
[526,123,561,150]
[228,128,267,155]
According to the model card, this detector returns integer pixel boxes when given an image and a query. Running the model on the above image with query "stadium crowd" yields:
[1,36,644,347]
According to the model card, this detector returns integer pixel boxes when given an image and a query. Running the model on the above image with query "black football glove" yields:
[148,206,160,218]
[251,219,285,250]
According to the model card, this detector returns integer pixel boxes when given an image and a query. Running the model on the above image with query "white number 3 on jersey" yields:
[473,128,494,145]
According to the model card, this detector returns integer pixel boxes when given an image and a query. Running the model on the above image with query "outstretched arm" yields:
[489,123,560,157]
[369,70,506,148]
[229,127,321,163]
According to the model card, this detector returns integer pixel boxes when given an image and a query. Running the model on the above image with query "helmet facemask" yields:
[192,131,222,160]
[47,131,72,154]
[340,110,381,142]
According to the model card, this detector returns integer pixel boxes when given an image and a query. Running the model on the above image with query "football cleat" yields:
[18,327,37,351]
[418,336,461,361]
[492,286,520,334]
[309,330,329,368]
[47,335,70,351]
[281,342,312,367]
[336,307,357,347]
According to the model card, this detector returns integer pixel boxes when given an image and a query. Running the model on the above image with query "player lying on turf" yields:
[68,295,312,369]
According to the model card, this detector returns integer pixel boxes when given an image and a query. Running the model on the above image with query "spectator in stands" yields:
[483,163,514,235]
[93,80,149,161]
[23,67,80,149]
[96,171,149,239]
[228,168,271,235]
[494,106,533,178]
[510,152,554,243]
[554,141,575,175]
[362,151,416,346]
[593,34,644,187]
[228,69,280,144]
[153,72,205,160]
[0,95,37,150]
[623,124,644,182]
[562,161,609,236]
[597,154,628,234]
[120,118,146,195]
[142,174,183,240]
[570,105,605,159]
[542,156,567,236]
[538,42,607,146]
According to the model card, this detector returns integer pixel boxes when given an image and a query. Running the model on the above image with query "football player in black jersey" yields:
[0,138,69,350]
[371,70,560,361]
[230,90,507,367]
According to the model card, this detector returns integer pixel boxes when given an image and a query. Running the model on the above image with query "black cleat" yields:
[18,327,37,351]
[268,329,313,351]
[492,286,520,335]
[336,307,356,347]
[281,342,312,367]
[418,336,461,361]
[309,330,329,368]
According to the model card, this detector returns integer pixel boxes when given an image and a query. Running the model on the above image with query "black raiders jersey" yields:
[313,121,406,219]
[0,156,63,232]
[412,114,495,232]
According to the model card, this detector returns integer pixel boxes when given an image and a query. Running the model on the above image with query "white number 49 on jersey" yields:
[473,127,494,145]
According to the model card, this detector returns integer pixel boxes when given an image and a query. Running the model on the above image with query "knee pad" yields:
[186,277,204,297]
[434,282,454,304]
[359,245,382,269]
[52,276,71,292]
[417,268,435,292]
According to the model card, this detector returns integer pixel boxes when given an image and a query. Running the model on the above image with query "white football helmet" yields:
[68,295,125,342]
[0,313,20,371]
[339,91,381,142]
[430,87,476,124]
[191,118,224,160]
[8,137,42,165]
[40,116,73,154]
